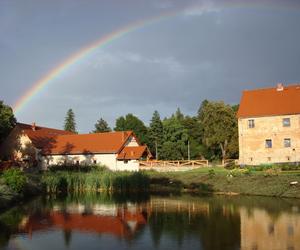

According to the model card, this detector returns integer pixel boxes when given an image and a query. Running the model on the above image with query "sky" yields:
[1,0,300,133]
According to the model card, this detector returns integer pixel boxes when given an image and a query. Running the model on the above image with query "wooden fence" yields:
[139,160,209,169]
[221,159,239,167]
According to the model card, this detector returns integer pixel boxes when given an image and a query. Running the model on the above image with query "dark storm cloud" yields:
[1,0,300,132]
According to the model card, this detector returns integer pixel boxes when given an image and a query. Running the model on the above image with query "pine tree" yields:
[149,111,163,159]
[93,118,111,133]
[64,109,77,133]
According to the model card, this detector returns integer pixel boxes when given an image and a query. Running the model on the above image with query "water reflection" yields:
[0,194,300,250]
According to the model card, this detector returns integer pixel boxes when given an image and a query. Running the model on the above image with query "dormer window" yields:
[248,119,255,128]
[283,118,290,127]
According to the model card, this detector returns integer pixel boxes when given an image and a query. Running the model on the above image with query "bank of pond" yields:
[1,164,300,212]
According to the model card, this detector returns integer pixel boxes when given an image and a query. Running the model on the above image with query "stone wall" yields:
[238,114,300,165]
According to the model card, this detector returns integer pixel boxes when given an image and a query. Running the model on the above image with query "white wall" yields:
[41,153,139,171]
[116,159,139,171]
[41,153,117,170]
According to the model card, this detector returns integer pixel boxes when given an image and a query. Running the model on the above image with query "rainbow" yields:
[13,9,179,115]
[13,1,300,115]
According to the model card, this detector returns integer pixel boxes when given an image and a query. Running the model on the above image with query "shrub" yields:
[208,169,215,178]
[228,168,252,177]
[2,168,27,193]
[264,167,281,177]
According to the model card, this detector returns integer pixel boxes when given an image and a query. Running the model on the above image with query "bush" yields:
[208,169,215,178]
[2,168,27,193]
[264,167,281,177]
[228,168,252,177]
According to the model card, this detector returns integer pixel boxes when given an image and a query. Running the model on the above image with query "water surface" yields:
[1,193,300,250]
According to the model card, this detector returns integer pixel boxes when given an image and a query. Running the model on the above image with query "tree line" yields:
[64,101,239,161]
[0,100,238,161]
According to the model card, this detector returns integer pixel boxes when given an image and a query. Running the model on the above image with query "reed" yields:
[41,168,150,194]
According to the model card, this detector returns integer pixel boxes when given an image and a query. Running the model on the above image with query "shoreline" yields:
[1,168,300,213]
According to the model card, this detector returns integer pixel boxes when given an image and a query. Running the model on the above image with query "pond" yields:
[0,193,300,250]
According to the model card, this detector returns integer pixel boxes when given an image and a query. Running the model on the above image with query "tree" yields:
[148,111,163,159]
[181,116,204,159]
[0,101,16,143]
[160,116,189,160]
[114,114,149,145]
[64,109,77,133]
[114,116,127,131]
[198,101,238,160]
[93,118,111,133]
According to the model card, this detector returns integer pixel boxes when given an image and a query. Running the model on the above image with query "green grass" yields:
[41,168,150,193]
[146,166,300,198]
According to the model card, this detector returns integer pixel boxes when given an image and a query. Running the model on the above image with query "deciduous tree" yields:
[198,101,238,160]
[114,113,149,145]
[0,101,16,143]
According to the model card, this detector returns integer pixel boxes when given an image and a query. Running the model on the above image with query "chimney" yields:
[32,122,36,131]
[276,83,284,91]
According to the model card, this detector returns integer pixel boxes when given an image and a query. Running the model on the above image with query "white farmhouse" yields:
[0,123,152,171]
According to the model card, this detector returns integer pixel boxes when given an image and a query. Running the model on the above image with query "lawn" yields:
[146,166,300,198]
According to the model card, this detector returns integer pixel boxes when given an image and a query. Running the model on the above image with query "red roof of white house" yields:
[117,146,151,160]
[41,131,135,155]
[17,123,151,159]
[237,83,300,118]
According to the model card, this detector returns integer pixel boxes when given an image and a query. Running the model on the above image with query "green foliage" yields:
[208,169,215,178]
[160,116,189,160]
[93,117,111,133]
[64,108,77,133]
[42,168,150,193]
[2,168,27,193]
[0,101,16,144]
[228,168,251,177]
[148,111,163,159]
[263,167,281,177]
[198,100,238,160]
[114,113,149,145]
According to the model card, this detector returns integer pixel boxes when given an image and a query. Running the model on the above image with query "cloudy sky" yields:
[1,0,300,132]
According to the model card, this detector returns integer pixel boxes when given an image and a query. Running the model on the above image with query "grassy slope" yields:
[147,167,300,198]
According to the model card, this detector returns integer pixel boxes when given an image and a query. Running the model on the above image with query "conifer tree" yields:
[149,111,163,159]
[93,118,111,133]
[64,109,77,133]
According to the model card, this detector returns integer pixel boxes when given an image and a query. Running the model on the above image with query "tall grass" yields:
[41,167,150,193]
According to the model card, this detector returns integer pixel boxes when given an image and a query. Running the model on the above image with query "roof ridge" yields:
[243,83,300,92]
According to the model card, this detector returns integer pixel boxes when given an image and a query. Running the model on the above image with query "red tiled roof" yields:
[40,131,134,155]
[18,123,138,155]
[117,146,151,160]
[18,123,74,149]
[237,84,300,118]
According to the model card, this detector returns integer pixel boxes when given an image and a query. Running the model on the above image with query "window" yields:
[248,119,255,128]
[287,156,290,161]
[76,160,80,165]
[268,157,272,161]
[124,160,128,164]
[284,138,291,148]
[283,118,290,127]
[265,139,272,148]
[93,160,97,164]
